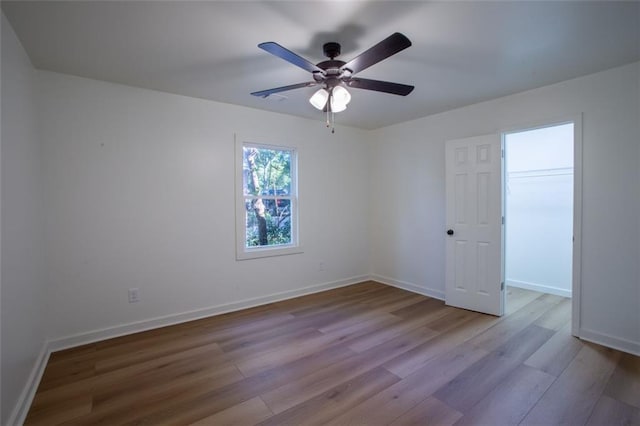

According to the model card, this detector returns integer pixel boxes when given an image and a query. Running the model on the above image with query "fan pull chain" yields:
[324,92,335,134]
[325,109,335,133]
[331,110,335,134]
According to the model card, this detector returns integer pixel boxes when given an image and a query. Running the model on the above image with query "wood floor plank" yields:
[466,293,560,352]
[29,341,225,412]
[37,357,96,392]
[317,311,401,335]
[346,306,449,353]
[603,352,640,409]
[283,284,390,317]
[24,282,636,425]
[24,395,92,426]
[524,322,584,377]
[221,326,320,359]
[114,344,357,425]
[202,312,297,345]
[91,358,244,412]
[188,396,273,426]
[110,378,267,425]
[434,324,555,413]
[390,296,445,318]
[234,310,409,377]
[46,344,96,364]
[79,364,244,424]
[390,396,462,426]
[534,297,572,331]
[233,329,330,376]
[424,308,480,333]
[260,326,439,414]
[586,395,640,426]
[93,331,226,373]
[454,364,556,425]
[363,290,425,311]
[316,291,423,335]
[257,367,400,426]
[520,342,621,425]
[93,305,286,352]
[217,305,357,350]
[328,341,489,425]
[383,313,497,378]
[504,286,541,315]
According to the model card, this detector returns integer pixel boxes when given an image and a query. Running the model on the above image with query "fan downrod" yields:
[323,42,341,59]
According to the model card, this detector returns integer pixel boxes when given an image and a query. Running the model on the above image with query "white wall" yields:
[1,13,47,425]
[505,124,574,297]
[38,71,371,342]
[371,62,640,353]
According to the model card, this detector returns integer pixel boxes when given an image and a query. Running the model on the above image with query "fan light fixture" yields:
[309,86,351,112]
[330,86,351,112]
[309,86,351,132]
[309,88,329,110]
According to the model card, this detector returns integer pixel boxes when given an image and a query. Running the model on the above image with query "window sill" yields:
[236,245,304,261]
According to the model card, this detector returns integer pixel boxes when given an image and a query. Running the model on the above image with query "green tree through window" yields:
[243,145,295,247]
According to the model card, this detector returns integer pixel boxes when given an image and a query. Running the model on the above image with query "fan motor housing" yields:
[316,60,346,71]
[314,59,347,82]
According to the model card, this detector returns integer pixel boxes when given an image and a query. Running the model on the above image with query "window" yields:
[235,137,300,260]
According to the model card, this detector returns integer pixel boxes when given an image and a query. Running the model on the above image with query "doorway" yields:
[444,117,582,329]
[503,121,577,308]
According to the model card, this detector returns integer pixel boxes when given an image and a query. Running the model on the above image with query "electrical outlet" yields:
[128,288,140,303]
[318,261,325,271]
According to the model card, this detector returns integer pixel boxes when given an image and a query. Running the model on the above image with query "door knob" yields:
[447,229,454,236]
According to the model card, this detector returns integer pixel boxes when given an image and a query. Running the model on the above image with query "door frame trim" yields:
[500,113,583,337]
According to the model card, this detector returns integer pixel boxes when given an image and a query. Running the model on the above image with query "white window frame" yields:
[235,135,302,260]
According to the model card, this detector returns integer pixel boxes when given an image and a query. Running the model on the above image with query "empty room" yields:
[1,1,639,425]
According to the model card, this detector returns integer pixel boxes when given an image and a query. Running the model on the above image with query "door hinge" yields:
[501,149,504,158]
[501,216,504,225]
[501,282,505,291]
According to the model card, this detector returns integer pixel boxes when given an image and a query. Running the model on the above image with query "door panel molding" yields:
[445,134,503,316]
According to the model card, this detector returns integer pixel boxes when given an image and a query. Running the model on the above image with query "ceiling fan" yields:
[251,32,414,128]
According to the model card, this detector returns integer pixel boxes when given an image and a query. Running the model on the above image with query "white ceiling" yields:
[3,1,639,130]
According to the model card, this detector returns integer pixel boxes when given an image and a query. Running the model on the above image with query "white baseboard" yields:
[506,279,572,298]
[49,275,369,352]
[578,328,640,357]
[10,275,369,425]
[6,342,51,426]
[371,274,445,300]
[22,274,637,426]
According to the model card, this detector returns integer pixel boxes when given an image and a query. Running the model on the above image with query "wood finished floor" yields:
[26,282,640,425]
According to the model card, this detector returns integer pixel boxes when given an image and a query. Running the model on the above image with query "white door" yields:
[445,134,504,316]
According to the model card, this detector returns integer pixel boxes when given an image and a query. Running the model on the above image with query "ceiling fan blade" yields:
[346,78,414,96]
[251,82,317,98]
[341,33,412,75]
[258,42,326,75]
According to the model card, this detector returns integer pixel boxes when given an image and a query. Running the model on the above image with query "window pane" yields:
[245,198,292,247]
[243,146,291,196]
